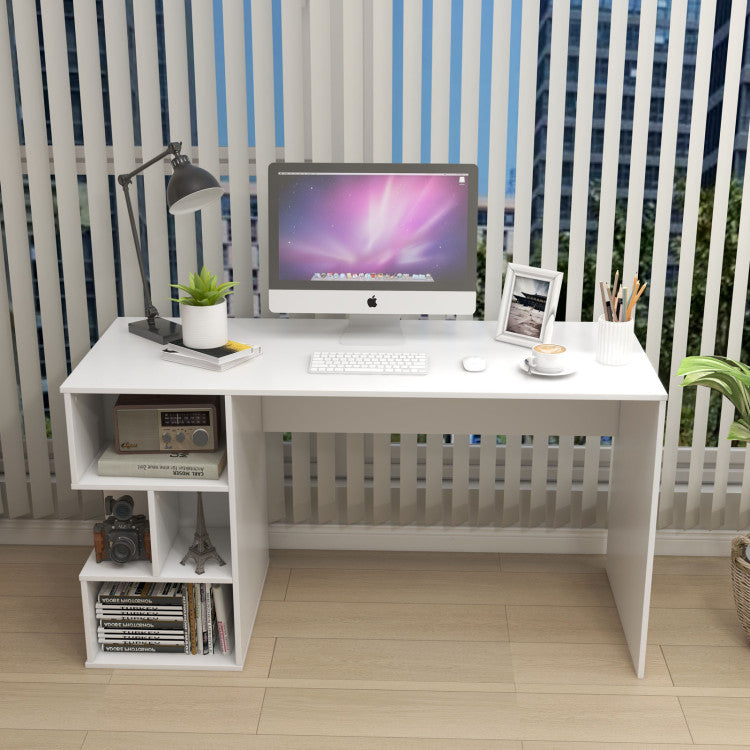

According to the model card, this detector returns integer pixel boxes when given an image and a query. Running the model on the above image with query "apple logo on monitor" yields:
[367,295,377,308]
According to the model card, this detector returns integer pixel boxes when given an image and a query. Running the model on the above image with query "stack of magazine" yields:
[96,581,189,653]
[96,581,233,655]
[161,339,262,371]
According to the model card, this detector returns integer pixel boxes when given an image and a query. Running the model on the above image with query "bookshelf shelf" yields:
[71,448,230,492]
[85,649,240,671]
[64,374,269,672]
[159,527,233,584]
[79,526,233,584]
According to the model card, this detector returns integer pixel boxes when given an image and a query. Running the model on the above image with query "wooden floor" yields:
[1,545,749,748]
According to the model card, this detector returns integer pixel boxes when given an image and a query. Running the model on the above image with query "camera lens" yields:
[109,536,137,564]
[111,495,135,521]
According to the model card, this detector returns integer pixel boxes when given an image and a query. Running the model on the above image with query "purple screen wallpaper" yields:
[277,173,470,281]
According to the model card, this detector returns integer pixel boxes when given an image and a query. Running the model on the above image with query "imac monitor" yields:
[268,163,478,329]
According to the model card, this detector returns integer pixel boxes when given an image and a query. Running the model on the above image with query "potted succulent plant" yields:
[677,354,750,642]
[171,266,237,349]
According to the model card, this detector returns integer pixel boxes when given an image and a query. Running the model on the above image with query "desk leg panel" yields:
[225,395,270,667]
[606,400,665,678]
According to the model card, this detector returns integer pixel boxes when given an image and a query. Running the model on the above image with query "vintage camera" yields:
[94,494,151,564]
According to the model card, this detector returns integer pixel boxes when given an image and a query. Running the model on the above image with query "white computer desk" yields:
[62,317,666,676]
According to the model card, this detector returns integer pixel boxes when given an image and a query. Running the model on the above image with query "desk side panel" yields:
[225,395,269,667]
[606,399,665,678]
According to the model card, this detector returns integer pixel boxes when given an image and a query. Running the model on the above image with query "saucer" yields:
[521,358,576,377]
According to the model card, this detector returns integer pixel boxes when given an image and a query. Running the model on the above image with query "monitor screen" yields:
[268,163,477,317]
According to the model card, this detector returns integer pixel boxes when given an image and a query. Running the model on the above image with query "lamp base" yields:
[129,317,182,344]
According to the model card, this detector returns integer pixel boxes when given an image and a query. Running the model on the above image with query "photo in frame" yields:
[495,263,563,347]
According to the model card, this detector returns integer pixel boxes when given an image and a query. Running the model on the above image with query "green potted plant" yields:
[676,355,750,442]
[171,266,237,349]
[677,354,750,642]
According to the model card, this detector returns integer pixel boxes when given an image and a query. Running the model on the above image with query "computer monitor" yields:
[267,162,478,340]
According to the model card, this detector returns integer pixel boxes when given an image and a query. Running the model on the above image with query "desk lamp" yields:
[117,141,223,343]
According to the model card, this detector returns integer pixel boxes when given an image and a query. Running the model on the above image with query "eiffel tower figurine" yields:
[181,493,226,575]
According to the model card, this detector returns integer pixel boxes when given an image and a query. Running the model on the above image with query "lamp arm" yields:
[120,178,158,323]
[117,141,181,185]
[116,142,182,328]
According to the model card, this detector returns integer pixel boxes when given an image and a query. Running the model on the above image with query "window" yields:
[617,164,630,188]
[622,95,635,119]
[597,20,610,48]
[626,24,639,49]
[567,55,579,84]
[596,57,609,85]
[565,93,577,119]
[682,64,695,92]
[536,90,548,123]
[684,28,698,54]
[593,93,607,119]
[564,126,575,150]
[679,97,692,122]
[645,164,660,189]
[652,62,667,88]
[620,129,632,151]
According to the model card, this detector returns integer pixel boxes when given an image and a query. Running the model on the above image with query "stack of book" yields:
[97,443,227,480]
[96,582,189,653]
[161,339,262,371]
[96,581,233,655]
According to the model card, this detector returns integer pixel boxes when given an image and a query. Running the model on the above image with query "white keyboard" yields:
[309,350,429,375]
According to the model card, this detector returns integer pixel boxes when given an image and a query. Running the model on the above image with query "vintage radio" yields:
[113,395,221,453]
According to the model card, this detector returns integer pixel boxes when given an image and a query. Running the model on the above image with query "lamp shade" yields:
[167,154,223,214]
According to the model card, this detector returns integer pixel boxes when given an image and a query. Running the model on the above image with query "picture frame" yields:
[495,263,563,347]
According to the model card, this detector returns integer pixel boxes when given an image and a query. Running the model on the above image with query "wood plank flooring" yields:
[1,545,749,748]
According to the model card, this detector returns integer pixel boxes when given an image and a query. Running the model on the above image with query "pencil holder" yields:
[596,314,634,366]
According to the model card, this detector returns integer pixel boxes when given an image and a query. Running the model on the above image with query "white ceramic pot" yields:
[180,299,228,349]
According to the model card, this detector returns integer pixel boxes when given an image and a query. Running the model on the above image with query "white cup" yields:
[530,343,566,373]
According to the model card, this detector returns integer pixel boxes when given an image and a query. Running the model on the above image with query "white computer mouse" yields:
[461,356,487,372]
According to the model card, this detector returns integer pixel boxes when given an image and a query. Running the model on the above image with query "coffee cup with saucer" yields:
[527,343,568,375]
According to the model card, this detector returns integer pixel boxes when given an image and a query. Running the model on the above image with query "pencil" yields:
[625,281,640,320]
[622,287,628,322]
[613,270,619,301]
[630,281,648,313]
[599,281,609,321]
[605,282,616,313]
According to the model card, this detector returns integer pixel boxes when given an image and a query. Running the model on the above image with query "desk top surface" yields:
[61,317,667,401]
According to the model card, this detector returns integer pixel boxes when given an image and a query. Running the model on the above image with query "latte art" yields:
[533,344,566,354]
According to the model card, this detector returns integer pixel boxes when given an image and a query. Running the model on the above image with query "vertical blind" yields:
[1,0,749,534]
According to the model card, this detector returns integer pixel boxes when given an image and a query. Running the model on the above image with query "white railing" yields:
[1,0,748,536]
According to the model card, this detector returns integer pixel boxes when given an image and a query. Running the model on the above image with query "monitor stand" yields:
[339,315,404,346]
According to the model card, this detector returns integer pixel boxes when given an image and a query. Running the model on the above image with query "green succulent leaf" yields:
[169,265,238,305]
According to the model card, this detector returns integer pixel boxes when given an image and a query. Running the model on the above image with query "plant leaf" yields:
[173,266,237,305]
[727,419,750,444]
[677,355,750,419]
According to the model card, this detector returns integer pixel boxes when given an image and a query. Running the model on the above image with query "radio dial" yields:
[162,433,171,443]
[176,432,185,443]
[192,428,209,447]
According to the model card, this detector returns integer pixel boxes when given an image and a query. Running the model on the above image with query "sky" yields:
[213,0,521,198]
